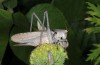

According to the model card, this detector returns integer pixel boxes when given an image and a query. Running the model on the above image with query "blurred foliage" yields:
[53,0,89,65]
[0,0,100,65]
[3,0,17,9]
[85,2,100,65]
[86,44,100,65]
[85,2,100,33]
[0,9,12,64]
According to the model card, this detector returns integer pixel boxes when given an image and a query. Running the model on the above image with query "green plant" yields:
[30,44,68,65]
[85,2,100,65]
[85,2,100,33]
[86,44,100,65]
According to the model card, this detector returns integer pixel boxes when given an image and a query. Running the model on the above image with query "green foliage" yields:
[54,0,92,65]
[30,44,68,65]
[0,0,5,3]
[84,27,100,33]
[3,0,17,9]
[0,9,12,20]
[86,2,100,25]
[85,2,100,65]
[86,44,100,65]
[85,2,100,33]
[0,9,12,64]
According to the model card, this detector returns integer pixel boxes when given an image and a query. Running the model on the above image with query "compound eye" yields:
[61,37,63,40]
[54,32,57,34]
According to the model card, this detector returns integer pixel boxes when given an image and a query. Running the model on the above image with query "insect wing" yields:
[11,31,49,46]
[25,34,49,46]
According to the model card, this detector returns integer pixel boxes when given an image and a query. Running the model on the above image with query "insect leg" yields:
[30,12,45,32]
[44,11,53,43]
[37,13,46,30]
[30,12,46,44]
[48,51,54,65]
[30,12,34,32]
[39,12,47,44]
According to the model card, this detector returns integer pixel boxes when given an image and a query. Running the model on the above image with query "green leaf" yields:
[0,9,12,20]
[53,0,85,23]
[84,27,100,33]
[85,2,100,34]
[85,16,100,26]
[26,4,68,29]
[86,2,100,26]
[86,44,100,65]
[3,0,17,9]
[95,56,100,65]
[0,0,5,3]
[86,2,100,17]
[9,12,33,65]
[0,9,12,64]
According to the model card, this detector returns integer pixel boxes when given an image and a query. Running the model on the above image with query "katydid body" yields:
[11,11,68,65]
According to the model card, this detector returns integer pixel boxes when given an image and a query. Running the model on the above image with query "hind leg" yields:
[44,11,53,43]
[30,12,46,44]
[30,12,45,32]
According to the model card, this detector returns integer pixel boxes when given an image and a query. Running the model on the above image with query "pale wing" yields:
[11,31,47,44]
[13,33,49,46]
[20,35,49,46]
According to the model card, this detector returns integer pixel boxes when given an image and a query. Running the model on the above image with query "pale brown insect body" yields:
[11,11,68,65]
[11,29,68,48]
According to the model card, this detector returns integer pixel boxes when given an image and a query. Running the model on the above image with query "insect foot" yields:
[29,43,68,65]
